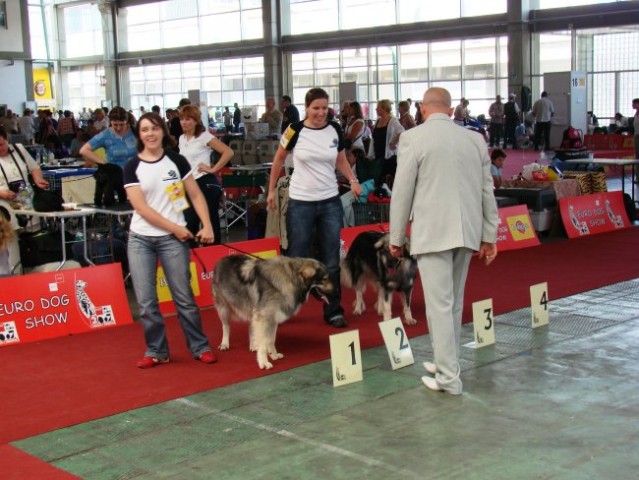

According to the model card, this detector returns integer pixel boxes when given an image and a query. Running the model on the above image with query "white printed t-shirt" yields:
[123,151,193,237]
[280,121,345,202]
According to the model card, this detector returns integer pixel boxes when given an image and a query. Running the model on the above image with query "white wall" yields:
[0,60,28,113]
[0,1,25,52]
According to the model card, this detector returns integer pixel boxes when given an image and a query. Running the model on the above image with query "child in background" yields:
[490,148,507,188]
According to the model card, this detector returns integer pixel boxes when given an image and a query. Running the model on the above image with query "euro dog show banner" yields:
[495,205,540,251]
[0,264,132,347]
[559,191,631,239]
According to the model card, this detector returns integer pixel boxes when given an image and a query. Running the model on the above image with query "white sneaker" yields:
[421,375,444,392]
[423,361,437,375]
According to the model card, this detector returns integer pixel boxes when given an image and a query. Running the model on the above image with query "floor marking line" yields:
[176,398,421,479]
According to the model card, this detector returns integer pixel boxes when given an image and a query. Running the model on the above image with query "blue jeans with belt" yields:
[286,196,344,321]
[128,232,211,359]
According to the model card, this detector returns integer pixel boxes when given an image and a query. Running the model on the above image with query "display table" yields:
[501,179,582,199]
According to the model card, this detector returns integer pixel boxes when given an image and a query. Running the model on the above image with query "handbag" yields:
[18,229,73,268]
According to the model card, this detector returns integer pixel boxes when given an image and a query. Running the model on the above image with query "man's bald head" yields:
[421,87,454,121]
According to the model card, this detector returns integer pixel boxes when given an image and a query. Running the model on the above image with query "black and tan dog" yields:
[341,231,418,325]
[212,254,333,369]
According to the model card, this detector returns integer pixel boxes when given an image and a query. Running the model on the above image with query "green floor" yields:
[12,279,639,479]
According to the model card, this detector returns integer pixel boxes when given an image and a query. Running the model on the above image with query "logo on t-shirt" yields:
[280,126,295,149]
[163,169,179,182]
[330,138,338,148]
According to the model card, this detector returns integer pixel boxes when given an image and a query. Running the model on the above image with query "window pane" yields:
[242,8,263,40]
[289,0,338,35]
[292,53,314,71]
[160,0,198,21]
[593,32,639,71]
[591,73,615,120]
[464,38,496,79]
[431,41,461,80]
[162,18,199,48]
[462,0,506,17]
[539,32,572,73]
[619,72,639,118]
[342,48,369,68]
[63,4,103,57]
[400,43,429,81]
[538,0,615,7]
[127,25,162,52]
[198,0,240,15]
[399,0,460,23]
[293,70,314,88]
[342,0,395,29]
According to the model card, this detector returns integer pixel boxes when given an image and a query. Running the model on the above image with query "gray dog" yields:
[212,254,333,369]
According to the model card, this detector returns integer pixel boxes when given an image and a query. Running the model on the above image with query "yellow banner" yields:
[33,68,53,100]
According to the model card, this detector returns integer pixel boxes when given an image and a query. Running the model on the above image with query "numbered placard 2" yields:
[329,330,363,387]
[378,317,415,370]
[472,299,495,348]
[530,282,549,328]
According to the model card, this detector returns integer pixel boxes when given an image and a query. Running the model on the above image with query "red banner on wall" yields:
[495,205,541,251]
[559,191,631,238]
[158,237,280,313]
[0,264,132,347]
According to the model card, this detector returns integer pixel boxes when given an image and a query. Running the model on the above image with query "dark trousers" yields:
[534,122,552,150]
[505,123,517,148]
[184,174,223,245]
[489,123,504,147]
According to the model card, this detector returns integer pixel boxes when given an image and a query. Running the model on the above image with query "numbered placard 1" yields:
[378,317,415,370]
[329,330,363,387]
[472,299,495,348]
[530,282,549,328]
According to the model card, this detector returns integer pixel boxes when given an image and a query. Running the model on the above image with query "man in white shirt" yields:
[532,91,554,151]
[17,109,35,144]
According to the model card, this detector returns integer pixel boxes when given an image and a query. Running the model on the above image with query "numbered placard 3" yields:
[378,318,414,370]
[329,330,363,387]
[472,299,495,348]
[530,282,549,328]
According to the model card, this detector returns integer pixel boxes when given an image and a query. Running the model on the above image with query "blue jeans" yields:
[128,232,211,359]
[286,196,344,320]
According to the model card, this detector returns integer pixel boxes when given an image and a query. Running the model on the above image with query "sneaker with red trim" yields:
[197,351,217,364]
[136,356,169,369]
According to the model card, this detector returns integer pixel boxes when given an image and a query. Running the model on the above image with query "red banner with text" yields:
[495,205,541,251]
[0,264,132,347]
[559,191,631,238]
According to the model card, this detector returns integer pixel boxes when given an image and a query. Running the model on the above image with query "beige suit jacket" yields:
[390,113,498,255]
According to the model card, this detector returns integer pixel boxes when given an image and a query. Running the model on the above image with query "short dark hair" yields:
[304,88,328,108]
[135,112,176,152]
[491,148,507,162]
[108,106,129,121]
[282,95,292,103]
[633,98,639,104]
[541,91,548,97]
[0,126,7,140]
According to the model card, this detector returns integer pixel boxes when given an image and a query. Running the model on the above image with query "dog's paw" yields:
[259,360,274,370]
[218,343,229,351]
[403,317,417,326]
[269,352,284,361]
[249,344,257,352]
[353,305,364,315]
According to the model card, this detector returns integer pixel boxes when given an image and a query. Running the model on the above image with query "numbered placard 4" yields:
[378,318,414,370]
[329,330,363,387]
[472,299,495,348]
[530,282,549,328]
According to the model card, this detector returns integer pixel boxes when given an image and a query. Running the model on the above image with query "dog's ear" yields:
[299,263,318,282]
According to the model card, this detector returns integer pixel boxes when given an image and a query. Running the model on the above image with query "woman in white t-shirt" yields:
[179,105,234,244]
[123,112,216,369]
[266,88,362,329]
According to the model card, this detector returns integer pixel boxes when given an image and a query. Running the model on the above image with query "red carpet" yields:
[0,444,80,479]
[1,227,638,445]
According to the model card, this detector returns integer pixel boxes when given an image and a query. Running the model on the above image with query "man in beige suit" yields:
[389,87,499,395]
